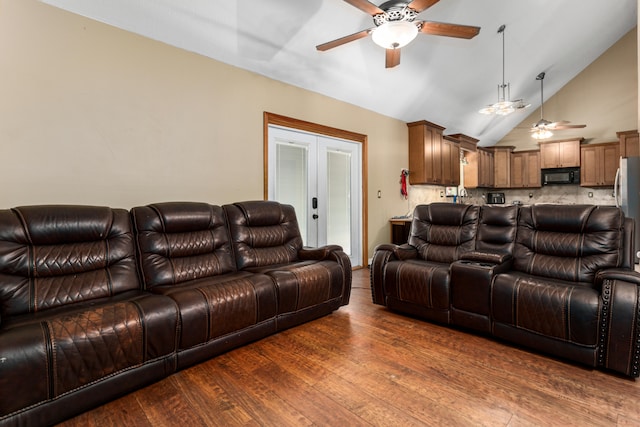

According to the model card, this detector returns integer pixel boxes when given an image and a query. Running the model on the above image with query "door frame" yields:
[263,112,368,269]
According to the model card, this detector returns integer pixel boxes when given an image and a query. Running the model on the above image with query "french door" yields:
[267,125,362,267]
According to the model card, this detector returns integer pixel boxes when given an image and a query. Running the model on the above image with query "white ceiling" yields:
[42,0,637,146]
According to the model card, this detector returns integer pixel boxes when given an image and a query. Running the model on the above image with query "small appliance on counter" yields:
[487,192,505,204]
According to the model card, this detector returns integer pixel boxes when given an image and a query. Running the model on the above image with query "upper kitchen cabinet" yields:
[464,147,494,188]
[488,146,514,188]
[408,120,445,185]
[442,135,461,186]
[617,130,639,158]
[510,150,541,188]
[580,141,619,187]
[539,138,583,169]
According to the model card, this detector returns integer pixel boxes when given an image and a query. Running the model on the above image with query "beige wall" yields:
[0,0,411,260]
[498,27,638,150]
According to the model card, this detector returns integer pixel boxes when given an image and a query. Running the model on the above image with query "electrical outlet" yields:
[588,192,593,198]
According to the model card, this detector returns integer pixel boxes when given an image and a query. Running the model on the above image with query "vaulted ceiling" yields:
[42,0,637,146]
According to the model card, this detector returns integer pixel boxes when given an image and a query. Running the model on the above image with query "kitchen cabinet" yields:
[510,150,541,188]
[389,218,412,245]
[464,148,494,188]
[617,130,639,158]
[408,120,445,185]
[580,142,619,187]
[539,138,582,169]
[489,146,514,188]
[442,135,461,186]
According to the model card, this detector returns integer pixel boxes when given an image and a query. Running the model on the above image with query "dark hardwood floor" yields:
[60,269,640,426]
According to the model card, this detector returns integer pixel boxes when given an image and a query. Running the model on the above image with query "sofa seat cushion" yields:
[149,271,277,350]
[246,260,345,314]
[0,292,179,419]
[492,272,600,347]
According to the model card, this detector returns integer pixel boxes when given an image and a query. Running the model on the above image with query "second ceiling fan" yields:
[531,72,586,139]
[316,0,480,68]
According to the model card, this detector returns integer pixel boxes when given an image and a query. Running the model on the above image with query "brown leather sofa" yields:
[0,201,351,426]
[371,202,640,377]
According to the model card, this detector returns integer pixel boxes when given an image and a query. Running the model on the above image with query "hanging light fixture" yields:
[531,72,554,139]
[479,25,529,116]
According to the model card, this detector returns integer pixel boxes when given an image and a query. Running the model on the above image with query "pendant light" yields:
[479,25,529,116]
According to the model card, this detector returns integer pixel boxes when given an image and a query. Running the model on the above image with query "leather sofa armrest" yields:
[374,243,418,261]
[595,268,640,288]
[370,244,418,305]
[460,250,512,265]
[299,245,343,260]
[299,245,352,306]
[598,274,640,377]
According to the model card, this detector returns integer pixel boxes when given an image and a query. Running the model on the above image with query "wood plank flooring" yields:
[59,269,640,426]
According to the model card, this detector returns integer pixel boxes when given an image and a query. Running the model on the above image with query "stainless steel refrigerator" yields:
[615,156,640,263]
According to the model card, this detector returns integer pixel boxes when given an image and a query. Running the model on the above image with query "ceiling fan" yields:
[531,72,586,139]
[316,0,480,68]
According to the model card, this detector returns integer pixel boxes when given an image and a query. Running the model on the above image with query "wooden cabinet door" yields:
[492,147,512,188]
[408,121,445,185]
[463,151,479,188]
[480,149,494,188]
[510,152,525,188]
[540,143,560,169]
[580,145,599,186]
[601,143,620,186]
[580,142,619,187]
[452,145,461,186]
[511,151,541,188]
[559,140,580,167]
[618,130,639,158]
[525,151,541,187]
[447,139,460,186]
[540,139,581,168]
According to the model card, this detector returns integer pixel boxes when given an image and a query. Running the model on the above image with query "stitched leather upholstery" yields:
[371,202,640,377]
[374,203,479,324]
[131,202,278,364]
[0,206,179,424]
[513,205,624,283]
[409,203,479,263]
[224,201,351,329]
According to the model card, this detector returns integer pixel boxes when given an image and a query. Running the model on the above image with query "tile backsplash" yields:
[406,184,616,215]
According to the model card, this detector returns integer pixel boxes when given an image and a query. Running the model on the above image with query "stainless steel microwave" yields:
[541,167,580,185]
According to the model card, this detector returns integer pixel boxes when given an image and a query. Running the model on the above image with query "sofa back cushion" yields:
[0,205,139,320]
[514,204,625,283]
[131,202,236,288]
[476,205,518,254]
[224,201,303,270]
[409,203,479,263]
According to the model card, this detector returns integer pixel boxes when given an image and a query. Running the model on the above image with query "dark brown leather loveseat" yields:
[371,202,640,377]
[0,201,351,426]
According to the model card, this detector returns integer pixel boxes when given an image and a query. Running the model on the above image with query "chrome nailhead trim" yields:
[597,280,612,366]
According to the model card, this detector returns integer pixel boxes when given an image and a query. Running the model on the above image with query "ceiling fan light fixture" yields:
[372,21,418,49]
[531,128,553,140]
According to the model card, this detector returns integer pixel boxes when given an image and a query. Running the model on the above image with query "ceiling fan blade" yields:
[407,0,440,13]
[419,21,480,39]
[386,48,401,68]
[316,29,372,51]
[342,0,384,15]
[553,124,587,130]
